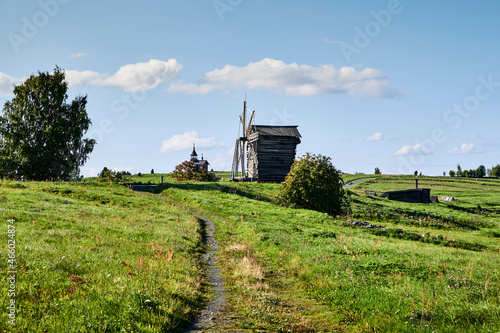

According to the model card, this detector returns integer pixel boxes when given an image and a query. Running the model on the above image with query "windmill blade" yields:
[245,110,255,137]
[231,139,240,179]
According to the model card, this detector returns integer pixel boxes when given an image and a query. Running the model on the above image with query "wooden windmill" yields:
[231,100,255,180]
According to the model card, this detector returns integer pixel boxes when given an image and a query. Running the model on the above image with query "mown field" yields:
[1,174,499,332]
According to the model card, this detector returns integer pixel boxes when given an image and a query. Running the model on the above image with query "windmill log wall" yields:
[247,125,301,182]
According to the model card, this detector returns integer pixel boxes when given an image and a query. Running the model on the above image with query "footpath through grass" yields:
[1,175,499,332]
[0,181,205,332]
[160,175,500,332]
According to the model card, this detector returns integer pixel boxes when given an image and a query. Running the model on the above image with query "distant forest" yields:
[448,164,500,178]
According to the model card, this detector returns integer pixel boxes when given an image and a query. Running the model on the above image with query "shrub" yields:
[98,167,123,183]
[278,153,350,215]
[170,160,219,182]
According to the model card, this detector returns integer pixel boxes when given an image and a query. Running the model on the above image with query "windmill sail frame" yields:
[230,101,255,181]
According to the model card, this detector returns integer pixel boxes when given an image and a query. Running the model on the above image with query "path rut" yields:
[130,188,226,332]
[184,215,226,332]
[343,177,374,188]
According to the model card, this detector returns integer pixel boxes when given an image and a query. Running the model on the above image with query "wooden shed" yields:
[380,188,431,204]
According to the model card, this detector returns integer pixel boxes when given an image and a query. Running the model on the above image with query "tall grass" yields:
[160,175,500,332]
[1,175,498,331]
[0,181,205,332]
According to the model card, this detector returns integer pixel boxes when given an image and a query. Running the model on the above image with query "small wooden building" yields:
[380,188,431,204]
[246,125,301,182]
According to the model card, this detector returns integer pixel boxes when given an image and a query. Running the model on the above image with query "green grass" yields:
[0,181,205,332]
[342,173,377,183]
[117,171,232,185]
[158,175,500,332]
[350,176,500,247]
[1,174,499,332]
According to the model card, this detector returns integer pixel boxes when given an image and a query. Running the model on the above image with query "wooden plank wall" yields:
[249,136,300,182]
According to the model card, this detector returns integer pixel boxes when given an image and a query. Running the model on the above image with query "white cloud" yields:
[0,73,25,95]
[167,58,400,98]
[447,143,482,154]
[209,148,235,171]
[64,70,105,87]
[98,59,182,91]
[159,131,226,153]
[1,59,182,95]
[69,52,86,58]
[66,59,182,91]
[365,132,383,141]
[167,81,220,95]
[393,144,431,156]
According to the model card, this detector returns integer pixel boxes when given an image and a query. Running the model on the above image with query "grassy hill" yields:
[0,181,205,332]
[1,175,499,332]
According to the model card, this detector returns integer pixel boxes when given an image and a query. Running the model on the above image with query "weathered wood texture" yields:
[380,189,431,204]
[247,125,301,182]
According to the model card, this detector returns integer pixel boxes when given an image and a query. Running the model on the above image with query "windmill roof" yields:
[251,125,301,138]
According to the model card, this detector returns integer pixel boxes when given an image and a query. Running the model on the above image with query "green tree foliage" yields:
[0,67,95,180]
[476,165,486,178]
[98,167,124,183]
[98,167,109,178]
[278,153,350,215]
[449,170,456,177]
[451,163,489,178]
[490,164,500,177]
[170,160,218,182]
[374,167,381,175]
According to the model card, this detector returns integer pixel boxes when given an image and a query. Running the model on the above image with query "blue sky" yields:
[1,0,500,177]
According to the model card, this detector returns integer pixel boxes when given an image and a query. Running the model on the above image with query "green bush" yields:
[278,153,350,215]
[170,160,219,182]
[98,167,124,183]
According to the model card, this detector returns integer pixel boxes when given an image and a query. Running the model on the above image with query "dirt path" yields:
[343,177,374,189]
[130,189,226,332]
[184,215,226,332]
